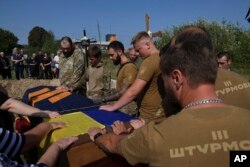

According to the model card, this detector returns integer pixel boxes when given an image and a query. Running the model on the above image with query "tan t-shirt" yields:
[136,54,164,121]
[116,62,137,92]
[121,105,250,167]
[215,68,250,110]
[88,63,104,93]
[87,62,109,98]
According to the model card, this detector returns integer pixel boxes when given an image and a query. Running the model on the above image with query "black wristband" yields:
[94,132,103,140]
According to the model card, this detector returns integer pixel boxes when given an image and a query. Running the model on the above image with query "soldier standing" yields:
[58,36,87,96]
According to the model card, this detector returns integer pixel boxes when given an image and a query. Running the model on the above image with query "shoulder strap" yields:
[117,62,134,77]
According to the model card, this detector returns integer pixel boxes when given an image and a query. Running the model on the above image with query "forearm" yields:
[44,62,51,66]
[104,86,128,102]
[37,136,78,167]
[95,133,125,156]
[104,91,122,102]
[109,79,146,111]
[1,98,47,117]
[37,144,60,167]
[21,122,52,153]
[112,89,137,111]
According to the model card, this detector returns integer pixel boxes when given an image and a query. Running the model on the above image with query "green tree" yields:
[155,19,250,79]
[155,29,172,49]
[23,45,38,56]
[42,31,59,54]
[28,26,49,49]
[0,28,18,55]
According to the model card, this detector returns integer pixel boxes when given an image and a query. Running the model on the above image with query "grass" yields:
[232,64,250,81]
[103,59,118,79]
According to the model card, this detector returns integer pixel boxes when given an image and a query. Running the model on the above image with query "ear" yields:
[228,59,231,65]
[171,69,183,90]
[145,41,150,49]
[117,50,123,56]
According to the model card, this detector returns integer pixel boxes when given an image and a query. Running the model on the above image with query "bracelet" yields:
[94,132,103,140]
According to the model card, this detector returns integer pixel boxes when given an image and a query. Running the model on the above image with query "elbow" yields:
[1,98,14,111]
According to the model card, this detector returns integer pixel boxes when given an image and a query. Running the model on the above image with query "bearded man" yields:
[59,36,87,96]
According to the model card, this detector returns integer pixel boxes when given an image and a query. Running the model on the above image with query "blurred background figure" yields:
[42,52,52,79]
[127,47,141,67]
[11,48,24,80]
[51,50,61,78]
[29,53,38,79]
[36,50,44,79]
[128,47,138,63]
[21,49,30,78]
[0,51,12,79]
[217,51,231,70]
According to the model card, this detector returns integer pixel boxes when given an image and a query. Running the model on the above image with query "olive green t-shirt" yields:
[136,54,164,121]
[121,105,250,167]
[116,63,137,92]
[215,68,250,110]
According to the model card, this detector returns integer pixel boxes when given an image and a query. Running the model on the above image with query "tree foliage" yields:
[42,31,59,54]
[155,29,172,49]
[27,27,59,54]
[155,19,250,79]
[0,28,18,55]
[28,26,49,49]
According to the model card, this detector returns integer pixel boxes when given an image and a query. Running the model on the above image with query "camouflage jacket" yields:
[59,48,86,91]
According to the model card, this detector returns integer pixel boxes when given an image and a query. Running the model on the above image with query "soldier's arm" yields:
[101,85,129,103]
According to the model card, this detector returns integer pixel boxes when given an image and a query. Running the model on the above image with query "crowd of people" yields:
[0,26,250,167]
[0,48,61,80]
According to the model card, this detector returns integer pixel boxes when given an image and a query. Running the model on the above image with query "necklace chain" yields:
[184,98,223,109]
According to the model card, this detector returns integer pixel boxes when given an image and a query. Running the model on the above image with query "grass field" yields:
[232,64,250,81]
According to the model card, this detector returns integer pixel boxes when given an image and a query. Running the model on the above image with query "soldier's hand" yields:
[57,86,72,92]
[99,104,116,112]
[111,120,131,135]
[130,118,145,129]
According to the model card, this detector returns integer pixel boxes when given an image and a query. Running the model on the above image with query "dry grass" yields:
[0,79,60,99]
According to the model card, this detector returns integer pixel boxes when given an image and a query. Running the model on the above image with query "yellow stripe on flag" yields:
[40,112,104,151]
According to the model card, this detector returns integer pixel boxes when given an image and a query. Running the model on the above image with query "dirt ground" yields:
[0,79,60,100]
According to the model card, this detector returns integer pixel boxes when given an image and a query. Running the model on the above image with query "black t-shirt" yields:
[0,90,9,106]
[0,90,14,131]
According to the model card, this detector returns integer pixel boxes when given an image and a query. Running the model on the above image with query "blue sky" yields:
[0,0,249,48]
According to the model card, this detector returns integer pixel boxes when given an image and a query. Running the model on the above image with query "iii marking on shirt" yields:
[170,130,250,158]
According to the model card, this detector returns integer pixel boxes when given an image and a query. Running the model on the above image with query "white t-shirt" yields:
[53,55,59,68]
